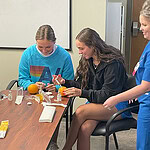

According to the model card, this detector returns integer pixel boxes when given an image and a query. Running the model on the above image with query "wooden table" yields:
[0,90,70,150]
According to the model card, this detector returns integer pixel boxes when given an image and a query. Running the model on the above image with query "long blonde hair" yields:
[140,0,150,18]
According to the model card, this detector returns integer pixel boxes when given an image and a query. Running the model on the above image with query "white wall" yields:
[71,0,106,110]
[0,0,106,111]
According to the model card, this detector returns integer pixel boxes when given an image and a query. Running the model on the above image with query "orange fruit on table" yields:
[27,84,38,94]
[35,94,44,103]
[58,86,67,96]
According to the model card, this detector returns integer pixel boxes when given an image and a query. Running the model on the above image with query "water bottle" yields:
[8,90,12,101]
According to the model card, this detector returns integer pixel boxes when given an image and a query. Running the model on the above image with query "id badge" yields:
[132,62,140,76]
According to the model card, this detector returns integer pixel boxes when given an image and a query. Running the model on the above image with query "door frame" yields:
[124,0,132,73]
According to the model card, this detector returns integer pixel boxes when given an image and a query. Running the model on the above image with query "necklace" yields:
[93,64,98,69]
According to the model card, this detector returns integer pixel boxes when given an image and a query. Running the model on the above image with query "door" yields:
[105,0,132,73]
[105,0,126,54]
[130,0,148,73]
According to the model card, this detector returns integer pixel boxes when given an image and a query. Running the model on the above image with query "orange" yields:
[58,86,67,96]
[27,84,38,94]
[35,94,43,103]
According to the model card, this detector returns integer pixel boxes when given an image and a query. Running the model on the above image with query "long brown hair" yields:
[75,28,125,89]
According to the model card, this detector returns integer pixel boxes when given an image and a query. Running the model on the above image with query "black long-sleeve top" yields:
[63,58,128,104]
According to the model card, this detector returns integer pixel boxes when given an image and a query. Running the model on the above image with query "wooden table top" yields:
[0,90,70,150]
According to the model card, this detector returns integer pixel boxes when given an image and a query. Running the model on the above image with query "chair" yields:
[6,79,18,90]
[91,75,139,150]
[6,79,74,137]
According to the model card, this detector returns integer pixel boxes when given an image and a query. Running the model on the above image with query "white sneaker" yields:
[48,141,59,150]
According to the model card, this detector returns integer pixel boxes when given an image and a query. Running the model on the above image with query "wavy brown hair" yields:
[75,28,126,89]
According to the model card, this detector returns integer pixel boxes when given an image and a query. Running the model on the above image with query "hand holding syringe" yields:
[35,82,55,92]
[52,75,65,86]
[55,77,62,87]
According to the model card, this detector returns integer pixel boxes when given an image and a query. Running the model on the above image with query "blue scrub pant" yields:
[137,105,150,150]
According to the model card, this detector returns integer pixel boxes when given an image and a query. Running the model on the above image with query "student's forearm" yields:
[115,84,149,103]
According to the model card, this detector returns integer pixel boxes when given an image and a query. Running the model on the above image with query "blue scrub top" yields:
[136,41,150,117]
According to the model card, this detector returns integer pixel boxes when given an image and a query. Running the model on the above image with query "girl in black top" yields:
[53,28,131,150]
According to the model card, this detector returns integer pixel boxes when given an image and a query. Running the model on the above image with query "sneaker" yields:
[48,141,59,150]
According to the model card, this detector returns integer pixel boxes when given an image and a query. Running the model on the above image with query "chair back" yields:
[92,74,138,150]
[6,80,19,90]
[126,74,136,90]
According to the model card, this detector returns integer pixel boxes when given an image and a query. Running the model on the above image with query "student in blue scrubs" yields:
[104,1,150,149]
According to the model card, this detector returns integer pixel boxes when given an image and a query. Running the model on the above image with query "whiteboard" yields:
[0,0,71,49]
